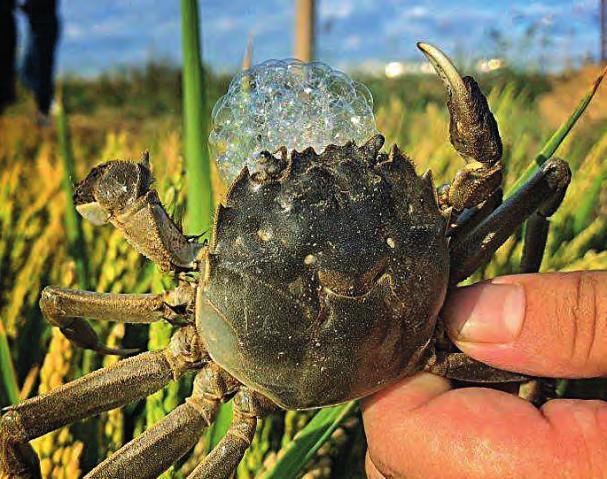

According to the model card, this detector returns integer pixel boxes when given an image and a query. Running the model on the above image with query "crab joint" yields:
[165,326,207,380]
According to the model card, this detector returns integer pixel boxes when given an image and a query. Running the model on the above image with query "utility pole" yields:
[294,0,315,62]
[602,0,606,63]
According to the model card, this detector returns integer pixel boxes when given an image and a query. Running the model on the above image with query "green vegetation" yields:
[0,61,606,478]
[181,0,213,235]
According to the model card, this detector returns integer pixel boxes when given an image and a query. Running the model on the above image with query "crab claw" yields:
[75,202,110,225]
[417,42,502,167]
[417,42,467,100]
[72,158,154,223]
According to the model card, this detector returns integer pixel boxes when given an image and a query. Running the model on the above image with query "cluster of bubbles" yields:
[209,58,378,183]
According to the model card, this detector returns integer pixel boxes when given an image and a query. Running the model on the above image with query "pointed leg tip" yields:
[95,345,141,357]
[416,42,442,59]
[416,42,466,95]
[416,41,431,52]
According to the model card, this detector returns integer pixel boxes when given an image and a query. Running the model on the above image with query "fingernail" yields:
[444,281,526,343]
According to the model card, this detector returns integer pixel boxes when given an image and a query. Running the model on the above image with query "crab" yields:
[0,43,572,479]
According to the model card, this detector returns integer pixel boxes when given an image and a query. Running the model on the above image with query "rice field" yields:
[0,62,606,478]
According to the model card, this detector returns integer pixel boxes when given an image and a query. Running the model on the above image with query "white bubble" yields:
[209,59,378,183]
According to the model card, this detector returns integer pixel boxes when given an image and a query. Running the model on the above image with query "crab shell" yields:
[197,135,449,409]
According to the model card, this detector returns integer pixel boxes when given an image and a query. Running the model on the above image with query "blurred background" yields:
[1,1,606,478]
[16,0,607,74]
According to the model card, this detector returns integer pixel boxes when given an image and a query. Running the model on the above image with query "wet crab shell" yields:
[197,135,449,409]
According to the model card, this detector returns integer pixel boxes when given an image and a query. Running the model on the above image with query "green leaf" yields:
[505,66,607,198]
[55,96,90,290]
[206,401,233,452]
[181,0,213,235]
[0,321,19,405]
[573,173,604,235]
[260,401,357,479]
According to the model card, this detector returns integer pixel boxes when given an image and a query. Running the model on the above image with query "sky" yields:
[16,0,602,76]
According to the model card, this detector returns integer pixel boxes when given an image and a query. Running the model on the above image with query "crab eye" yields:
[209,59,378,184]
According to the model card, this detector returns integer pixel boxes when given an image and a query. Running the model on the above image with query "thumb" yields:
[443,271,607,378]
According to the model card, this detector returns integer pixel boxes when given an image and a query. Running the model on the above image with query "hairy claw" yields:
[418,42,502,167]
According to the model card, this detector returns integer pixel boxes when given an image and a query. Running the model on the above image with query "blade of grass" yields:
[181,0,213,234]
[573,173,604,234]
[261,401,357,479]
[505,66,606,198]
[206,400,233,453]
[55,96,90,290]
[0,320,20,405]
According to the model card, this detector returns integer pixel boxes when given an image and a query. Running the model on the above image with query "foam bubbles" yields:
[209,59,378,183]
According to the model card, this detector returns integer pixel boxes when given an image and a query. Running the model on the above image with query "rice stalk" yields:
[180,0,213,234]
[31,329,84,479]
[0,320,19,405]
[100,324,127,458]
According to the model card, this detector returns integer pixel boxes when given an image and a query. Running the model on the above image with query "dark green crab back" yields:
[197,135,449,409]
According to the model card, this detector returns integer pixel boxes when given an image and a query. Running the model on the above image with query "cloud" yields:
[214,16,239,33]
[55,0,601,75]
[320,0,355,19]
[89,18,129,37]
[403,5,430,19]
[64,24,84,39]
[344,35,362,50]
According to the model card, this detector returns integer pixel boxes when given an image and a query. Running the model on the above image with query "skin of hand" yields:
[362,271,607,479]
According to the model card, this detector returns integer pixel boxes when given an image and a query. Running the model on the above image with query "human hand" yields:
[362,271,607,479]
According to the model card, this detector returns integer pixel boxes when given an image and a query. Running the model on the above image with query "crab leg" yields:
[0,327,202,478]
[85,363,238,479]
[186,389,275,479]
[187,415,256,479]
[519,179,567,273]
[418,42,503,213]
[449,158,571,284]
[447,189,502,240]
[427,351,527,383]
[515,182,569,401]
[40,284,195,354]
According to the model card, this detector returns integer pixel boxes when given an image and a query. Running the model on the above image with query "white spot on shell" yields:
[304,254,316,265]
[278,196,293,212]
[386,237,396,249]
[257,228,273,241]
